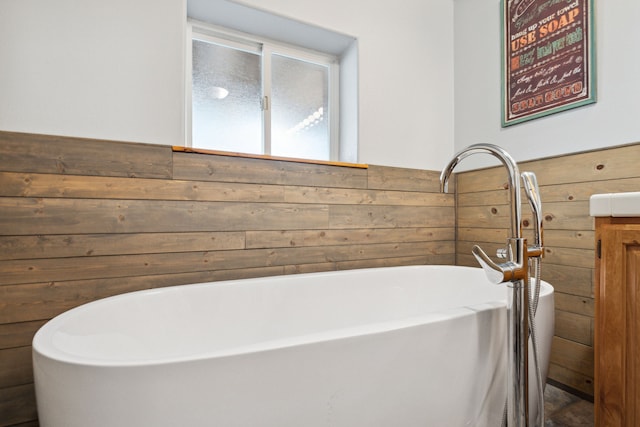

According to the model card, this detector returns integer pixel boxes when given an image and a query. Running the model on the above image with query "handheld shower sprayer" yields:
[521,171,543,251]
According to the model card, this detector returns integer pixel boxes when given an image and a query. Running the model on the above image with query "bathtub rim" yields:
[32,265,554,368]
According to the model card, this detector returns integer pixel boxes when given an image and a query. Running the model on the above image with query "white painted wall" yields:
[454,0,640,170]
[0,0,186,146]
[0,0,454,170]
[1,1,637,171]
[235,0,455,170]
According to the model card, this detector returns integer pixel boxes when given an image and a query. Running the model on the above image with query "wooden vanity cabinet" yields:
[595,216,640,426]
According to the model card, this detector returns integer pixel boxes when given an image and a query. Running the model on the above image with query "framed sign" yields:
[501,0,596,127]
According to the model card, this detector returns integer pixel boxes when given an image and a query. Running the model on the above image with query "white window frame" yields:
[186,20,340,161]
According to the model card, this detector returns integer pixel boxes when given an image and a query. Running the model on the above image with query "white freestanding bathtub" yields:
[33,265,554,427]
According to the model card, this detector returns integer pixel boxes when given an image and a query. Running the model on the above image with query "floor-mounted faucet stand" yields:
[441,144,543,427]
[471,231,533,427]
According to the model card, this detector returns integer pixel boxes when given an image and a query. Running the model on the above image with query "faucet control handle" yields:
[472,244,522,284]
[496,247,509,259]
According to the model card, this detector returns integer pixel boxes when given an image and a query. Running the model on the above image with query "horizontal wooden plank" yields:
[367,165,444,192]
[457,227,594,251]
[542,247,594,269]
[425,253,456,265]
[548,362,594,396]
[0,242,454,286]
[0,251,259,286]
[284,185,453,206]
[283,262,337,275]
[458,201,592,231]
[0,198,329,235]
[0,171,285,202]
[526,201,593,231]
[457,227,508,244]
[0,232,246,261]
[525,143,640,186]
[281,255,451,275]
[457,142,640,192]
[456,205,511,229]
[337,254,454,270]
[541,177,640,203]
[329,205,454,229]
[0,383,37,426]
[540,263,593,298]
[457,191,556,212]
[542,230,595,250]
[554,292,594,317]
[173,151,368,188]
[246,227,455,249]
[455,167,516,194]
[0,346,32,389]
[550,336,594,378]
[555,311,593,346]
[458,181,640,237]
[457,189,509,207]
[0,280,150,324]
[1,267,290,324]
[0,131,172,179]
[0,172,452,207]
[0,321,46,350]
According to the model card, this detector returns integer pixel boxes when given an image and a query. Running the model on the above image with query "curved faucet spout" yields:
[440,143,522,239]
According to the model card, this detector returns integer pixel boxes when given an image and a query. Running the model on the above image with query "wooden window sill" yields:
[172,146,368,169]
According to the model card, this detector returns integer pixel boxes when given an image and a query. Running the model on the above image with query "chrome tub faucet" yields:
[440,144,544,427]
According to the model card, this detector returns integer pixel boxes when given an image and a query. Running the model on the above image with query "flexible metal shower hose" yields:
[500,257,544,427]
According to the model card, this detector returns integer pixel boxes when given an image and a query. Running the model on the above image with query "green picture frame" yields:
[501,0,596,127]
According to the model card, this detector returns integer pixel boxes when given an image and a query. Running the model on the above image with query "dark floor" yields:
[544,383,594,426]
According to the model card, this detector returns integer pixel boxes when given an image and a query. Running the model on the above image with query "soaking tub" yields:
[33,265,554,427]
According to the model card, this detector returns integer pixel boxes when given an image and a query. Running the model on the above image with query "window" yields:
[187,22,338,161]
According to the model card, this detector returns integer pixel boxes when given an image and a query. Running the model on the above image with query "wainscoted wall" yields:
[456,142,640,397]
[0,131,454,426]
[5,130,636,425]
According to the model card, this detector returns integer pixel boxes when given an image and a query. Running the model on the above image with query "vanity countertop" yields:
[590,192,640,217]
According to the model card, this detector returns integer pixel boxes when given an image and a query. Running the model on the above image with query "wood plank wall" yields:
[456,142,640,397]
[0,131,455,426]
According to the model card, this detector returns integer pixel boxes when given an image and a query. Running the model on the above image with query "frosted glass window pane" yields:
[271,54,329,160]
[192,40,262,154]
